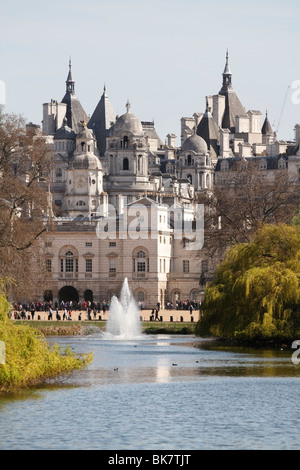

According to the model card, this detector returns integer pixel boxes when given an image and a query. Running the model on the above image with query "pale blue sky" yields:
[1,0,300,143]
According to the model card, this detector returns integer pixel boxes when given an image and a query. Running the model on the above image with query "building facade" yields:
[38,53,300,308]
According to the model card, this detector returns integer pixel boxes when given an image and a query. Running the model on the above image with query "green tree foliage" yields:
[0,287,92,395]
[196,224,300,341]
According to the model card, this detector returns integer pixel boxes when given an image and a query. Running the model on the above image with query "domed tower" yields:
[51,118,76,212]
[104,101,155,207]
[178,132,213,191]
[63,123,104,218]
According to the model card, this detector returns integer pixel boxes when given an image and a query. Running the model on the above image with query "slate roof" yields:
[196,107,219,159]
[218,52,246,132]
[61,62,89,134]
[141,121,164,148]
[88,87,116,157]
[61,92,89,134]
[54,119,76,140]
[215,154,288,171]
[262,113,273,135]
[221,91,246,132]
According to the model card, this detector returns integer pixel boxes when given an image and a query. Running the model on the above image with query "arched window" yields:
[65,251,74,272]
[137,291,144,302]
[132,249,149,276]
[123,157,129,170]
[84,289,93,302]
[59,247,78,275]
[190,289,198,301]
[137,251,146,273]
[123,136,129,148]
[187,155,192,166]
[206,173,210,188]
[173,290,181,303]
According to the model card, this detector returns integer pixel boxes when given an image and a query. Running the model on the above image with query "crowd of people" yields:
[9,298,200,320]
[165,300,201,311]
[9,300,111,321]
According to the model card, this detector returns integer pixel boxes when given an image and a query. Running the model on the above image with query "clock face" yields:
[76,176,86,188]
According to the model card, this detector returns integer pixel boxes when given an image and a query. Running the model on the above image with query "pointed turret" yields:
[218,50,246,133]
[262,111,275,145]
[262,111,273,135]
[196,99,220,161]
[88,86,116,157]
[65,58,75,94]
[61,60,89,134]
[220,49,232,92]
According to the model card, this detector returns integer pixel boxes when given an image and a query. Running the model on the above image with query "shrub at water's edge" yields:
[195,224,300,344]
[0,292,93,395]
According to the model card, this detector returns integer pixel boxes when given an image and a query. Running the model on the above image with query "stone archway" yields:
[84,289,93,303]
[58,286,79,303]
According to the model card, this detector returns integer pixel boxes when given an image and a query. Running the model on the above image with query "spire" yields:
[223,49,232,76]
[66,58,75,94]
[262,110,273,135]
[87,85,117,157]
[61,59,89,133]
[218,50,246,132]
[221,49,232,91]
[126,99,131,113]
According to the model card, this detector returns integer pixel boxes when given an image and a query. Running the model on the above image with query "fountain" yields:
[106,278,142,339]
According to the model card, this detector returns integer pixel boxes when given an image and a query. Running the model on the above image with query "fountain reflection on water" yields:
[106,277,142,339]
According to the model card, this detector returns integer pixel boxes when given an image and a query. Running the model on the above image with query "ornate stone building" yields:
[38,54,300,307]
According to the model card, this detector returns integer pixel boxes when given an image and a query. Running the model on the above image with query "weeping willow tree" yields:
[0,284,93,395]
[196,224,300,341]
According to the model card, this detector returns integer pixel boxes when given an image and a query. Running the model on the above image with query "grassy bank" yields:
[13,319,196,336]
[0,297,93,395]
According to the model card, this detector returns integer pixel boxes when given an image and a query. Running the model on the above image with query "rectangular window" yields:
[109,259,116,273]
[183,260,189,273]
[109,242,116,247]
[46,259,52,272]
[86,242,92,247]
[66,258,73,272]
[137,261,146,272]
[86,259,92,273]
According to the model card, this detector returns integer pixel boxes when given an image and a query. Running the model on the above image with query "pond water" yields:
[0,332,299,450]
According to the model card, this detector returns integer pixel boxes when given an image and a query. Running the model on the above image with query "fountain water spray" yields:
[106,278,142,339]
